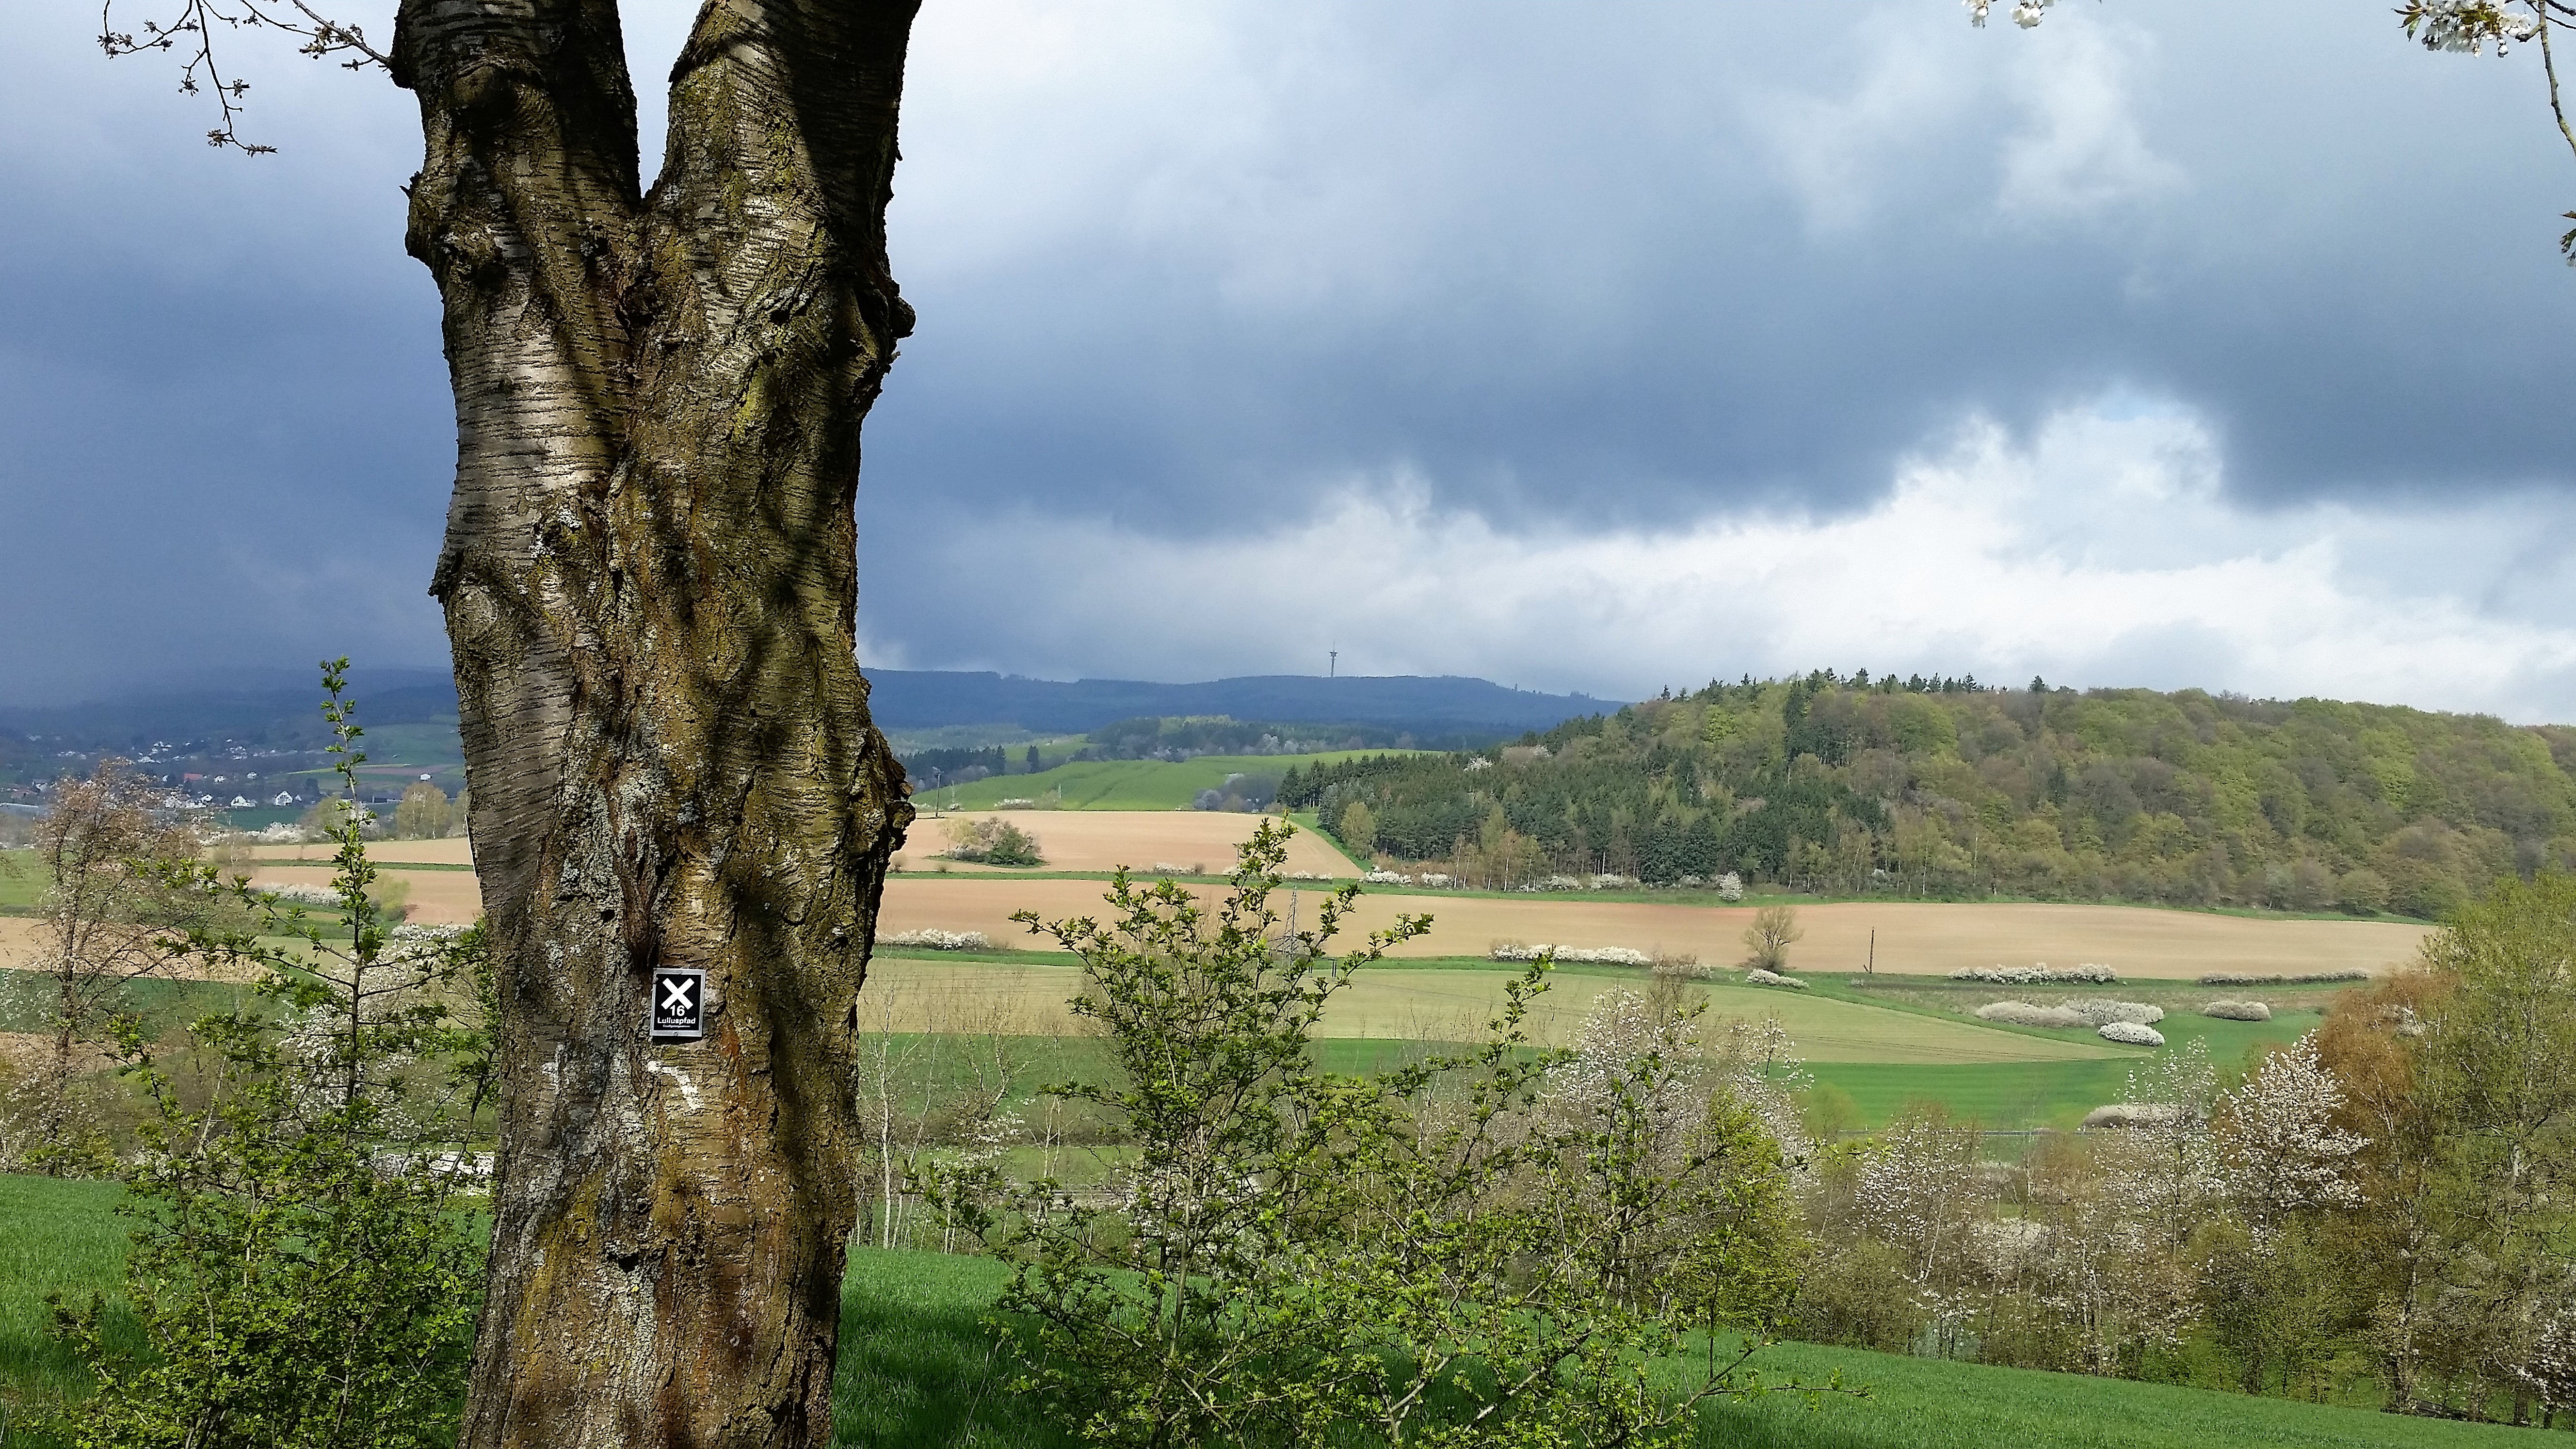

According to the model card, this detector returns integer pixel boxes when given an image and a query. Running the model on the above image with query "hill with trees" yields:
[1282,672,2576,918]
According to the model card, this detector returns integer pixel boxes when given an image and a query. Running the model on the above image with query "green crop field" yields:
[0,1175,134,1431]
[0,972,258,1039]
[3,1175,2543,1448]
[0,852,40,912]
[857,951,2330,1129]
[918,752,1414,812]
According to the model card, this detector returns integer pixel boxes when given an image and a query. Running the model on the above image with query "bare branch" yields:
[98,0,387,154]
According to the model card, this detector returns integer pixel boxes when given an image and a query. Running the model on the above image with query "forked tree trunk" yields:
[389,2,918,1444]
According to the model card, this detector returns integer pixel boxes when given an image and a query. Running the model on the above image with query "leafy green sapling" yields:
[50,660,491,1449]
[951,819,1832,1449]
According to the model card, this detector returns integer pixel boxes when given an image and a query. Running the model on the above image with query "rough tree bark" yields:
[388,1,918,1444]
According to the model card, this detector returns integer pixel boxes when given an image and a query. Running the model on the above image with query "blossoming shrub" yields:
[2202,999,2271,1021]
[880,928,994,952]
[1490,943,1654,966]
[944,816,1044,866]
[1951,963,2118,984]
[1974,1001,2085,1029]
[2098,1021,2166,1046]
[1744,968,1809,990]
[2065,999,2163,1028]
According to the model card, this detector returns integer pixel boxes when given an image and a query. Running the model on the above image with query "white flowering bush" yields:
[1489,942,1654,966]
[1975,1001,2085,1029]
[2079,1103,2188,1130]
[1518,874,1584,893]
[1952,962,2118,984]
[1744,968,1809,990]
[1589,872,1639,890]
[2212,1033,2365,1223]
[264,882,344,907]
[880,928,994,952]
[2065,1000,2163,1028]
[2098,1022,2166,1047]
[1363,869,1411,885]
[1416,872,1456,888]
[1717,871,1745,902]
[2195,970,2365,986]
[2202,1000,2271,1021]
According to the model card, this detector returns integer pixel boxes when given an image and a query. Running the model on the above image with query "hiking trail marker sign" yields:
[650,966,706,1042]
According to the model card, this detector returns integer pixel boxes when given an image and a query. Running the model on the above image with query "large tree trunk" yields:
[389,2,919,1444]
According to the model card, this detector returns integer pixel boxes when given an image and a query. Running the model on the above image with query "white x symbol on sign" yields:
[661,978,695,1013]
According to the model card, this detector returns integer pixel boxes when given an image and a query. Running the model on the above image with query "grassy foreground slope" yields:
[3,1176,2546,1448]
[838,1248,2542,1449]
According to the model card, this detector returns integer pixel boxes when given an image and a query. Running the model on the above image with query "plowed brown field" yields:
[884,879,2431,981]
[247,867,487,926]
[892,811,1352,876]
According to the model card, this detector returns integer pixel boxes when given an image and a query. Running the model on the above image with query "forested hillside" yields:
[1281,672,2576,918]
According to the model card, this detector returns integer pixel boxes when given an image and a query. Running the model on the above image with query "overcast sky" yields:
[6,0,2576,717]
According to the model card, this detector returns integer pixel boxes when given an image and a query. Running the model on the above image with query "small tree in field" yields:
[945,816,1045,867]
[1742,903,1803,972]
[391,783,453,841]
[1336,798,1377,857]
[51,663,492,1449]
[6,761,206,1173]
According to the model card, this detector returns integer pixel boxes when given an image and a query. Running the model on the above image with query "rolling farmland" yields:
[22,814,2418,1128]
[853,955,2127,1062]
[229,813,2431,979]
[916,751,1411,811]
[876,873,2429,980]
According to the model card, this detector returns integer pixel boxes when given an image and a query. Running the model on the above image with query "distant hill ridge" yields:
[0,669,1609,750]
[1283,671,2576,920]
[859,670,1602,735]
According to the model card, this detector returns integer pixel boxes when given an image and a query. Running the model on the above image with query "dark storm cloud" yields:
[2,0,2573,707]
[868,0,2576,535]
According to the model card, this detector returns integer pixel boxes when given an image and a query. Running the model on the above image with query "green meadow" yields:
[0,852,40,913]
[0,1175,2547,1449]
[919,752,1413,812]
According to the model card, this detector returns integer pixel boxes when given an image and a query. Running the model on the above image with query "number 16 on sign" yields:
[651,966,707,1042]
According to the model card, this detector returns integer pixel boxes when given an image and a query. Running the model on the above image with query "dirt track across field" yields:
[243,838,476,866]
[893,811,1352,877]
[883,879,2432,982]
